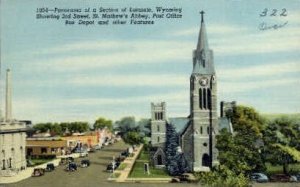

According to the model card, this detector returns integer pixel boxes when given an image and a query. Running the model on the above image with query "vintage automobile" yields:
[270,174,294,182]
[80,159,90,168]
[250,173,269,183]
[45,163,55,172]
[32,168,45,177]
[65,162,78,172]
[171,173,197,183]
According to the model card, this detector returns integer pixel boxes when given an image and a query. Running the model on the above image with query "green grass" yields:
[117,163,127,170]
[128,148,170,178]
[137,150,150,161]
[129,161,170,178]
[266,162,300,175]
[30,158,54,166]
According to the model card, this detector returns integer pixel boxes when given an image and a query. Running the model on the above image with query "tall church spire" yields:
[197,11,209,51]
[192,11,215,75]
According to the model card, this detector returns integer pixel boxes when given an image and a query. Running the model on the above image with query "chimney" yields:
[5,69,12,121]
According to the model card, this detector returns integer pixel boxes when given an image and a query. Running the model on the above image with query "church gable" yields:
[152,147,166,167]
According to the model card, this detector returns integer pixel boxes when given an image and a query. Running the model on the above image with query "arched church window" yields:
[199,88,202,109]
[157,136,160,143]
[200,126,203,134]
[203,88,207,109]
[157,125,160,132]
[161,112,163,120]
[207,89,211,110]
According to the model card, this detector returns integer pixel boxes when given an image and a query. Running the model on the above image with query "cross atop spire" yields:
[200,11,205,23]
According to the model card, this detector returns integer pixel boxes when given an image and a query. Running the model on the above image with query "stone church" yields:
[150,13,234,172]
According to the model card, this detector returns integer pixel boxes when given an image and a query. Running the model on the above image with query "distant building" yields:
[26,138,67,158]
[0,69,27,176]
[150,13,234,172]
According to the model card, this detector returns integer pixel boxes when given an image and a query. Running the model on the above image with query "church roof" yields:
[218,117,234,133]
[192,12,215,75]
[168,117,189,133]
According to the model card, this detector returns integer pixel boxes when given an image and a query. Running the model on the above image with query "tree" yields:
[137,118,151,137]
[216,105,266,175]
[263,117,300,174]
[94,117,113,131]
[115,116,136,135]
[165,123,187,175]
[122,131,143,146]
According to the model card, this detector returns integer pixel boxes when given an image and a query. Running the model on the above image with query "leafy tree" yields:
[123,131,143,146]
[115,116,137,135]
[93,117,113,131]
[137,118,151,137]
[33,122,52,132]
[216,105,266,175]
[165,123,187,175]
[263,117,300,174]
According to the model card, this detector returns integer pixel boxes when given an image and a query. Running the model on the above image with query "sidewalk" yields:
[0,158,61,184]
[114,144,144,182]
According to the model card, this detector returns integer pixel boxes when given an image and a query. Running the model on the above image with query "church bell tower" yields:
[190,11,218,171]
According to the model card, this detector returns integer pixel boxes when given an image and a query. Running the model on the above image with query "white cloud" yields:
[69,74,188,87]
[171,24,248,36]
[218,61,300,79]
[220,78,299,93]
[29,40,193,72]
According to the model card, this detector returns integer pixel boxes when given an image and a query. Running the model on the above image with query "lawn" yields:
[128,148,170,178]
[129,161,170,178]
[266,162,300,175]
[117,163,127,170]
[29,158,54,166]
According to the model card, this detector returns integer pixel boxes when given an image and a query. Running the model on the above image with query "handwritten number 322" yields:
[260,8,287,17]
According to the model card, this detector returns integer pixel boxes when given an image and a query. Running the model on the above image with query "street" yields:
[3,141,199,187]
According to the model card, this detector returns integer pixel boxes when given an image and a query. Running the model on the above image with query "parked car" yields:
[115,156,125,162]
[81,159,90,168]
[270,174,293,182]
[172,173,196,183]
[32,168,45,177]
[106,162,117,172]
[94,145,102,150]
[45,163,55,172]
[290,175,298,182]
[250,173,269,183]
[120,151,129,157]
[65,162,77,172]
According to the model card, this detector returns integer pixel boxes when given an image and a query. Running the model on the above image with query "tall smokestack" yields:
[5,69,12,121]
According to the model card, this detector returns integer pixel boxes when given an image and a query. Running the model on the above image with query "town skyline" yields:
[1,0,299,123]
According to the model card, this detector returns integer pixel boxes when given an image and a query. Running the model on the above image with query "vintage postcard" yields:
[0,0,299,186]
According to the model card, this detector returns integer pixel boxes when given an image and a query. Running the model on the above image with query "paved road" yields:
[3,141,198,187]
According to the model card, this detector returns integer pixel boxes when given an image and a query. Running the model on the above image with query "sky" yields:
[0,0,299,123]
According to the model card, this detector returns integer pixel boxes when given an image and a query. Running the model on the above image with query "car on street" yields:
[65,162,78,172]
[32,168,45,177]
[270,174,295,182]
[172,173,196,183]
[94,145,102,150]
[81,159,90,168]
[45,163,55,172]
[250,173,269,183]
[106,162,118,172]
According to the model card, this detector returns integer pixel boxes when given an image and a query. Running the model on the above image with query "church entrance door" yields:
[202,153,210,167]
